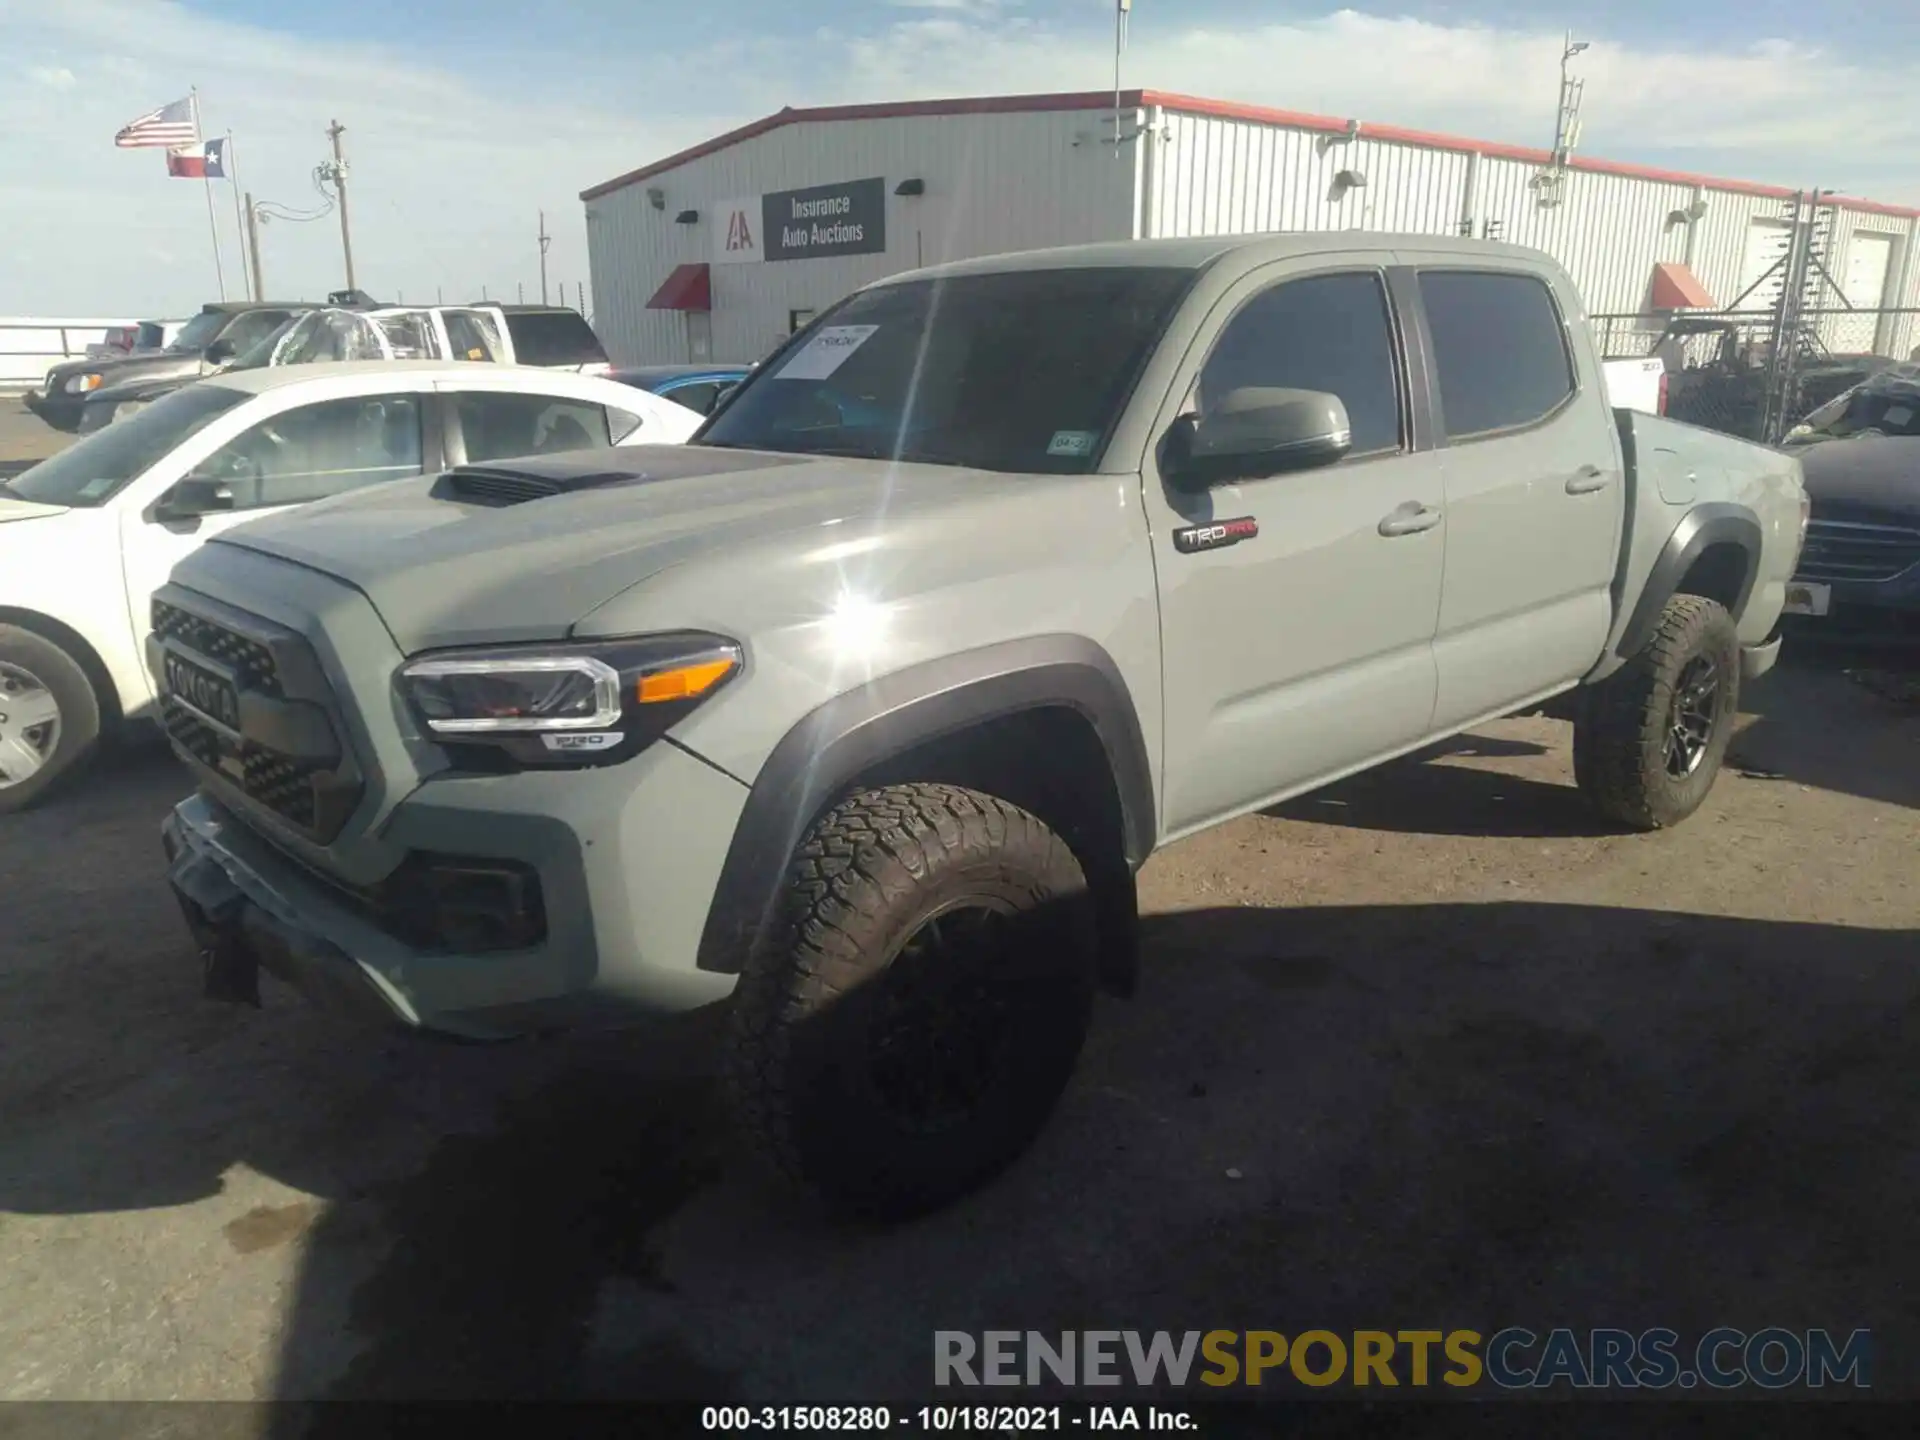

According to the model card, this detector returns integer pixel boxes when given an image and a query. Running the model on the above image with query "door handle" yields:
[1377,502,1442,537]
[1565,465,1610,495]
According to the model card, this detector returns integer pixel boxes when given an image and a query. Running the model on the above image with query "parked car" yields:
[75,305,531,433]
[26,302,319,432]
[147,233,1806,1219]
[0,362,701,811]
[609,364,752,416]
[84,325,142,360]
[1779,361,1920,637]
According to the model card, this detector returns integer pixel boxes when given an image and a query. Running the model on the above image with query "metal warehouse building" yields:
[581,88,1920,368]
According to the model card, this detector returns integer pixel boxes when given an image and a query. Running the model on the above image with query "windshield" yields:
[6,385,249,506]
[1789,363,1920,444]
[230,318,298,371]
[166,311,228,354]
[698,267,1194,473]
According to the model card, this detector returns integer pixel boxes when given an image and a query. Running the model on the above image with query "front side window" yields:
[1197,271,1405,458]
[167,311,227,353]
[190,394,425,510]
[445,310,506,363]
[4,385,249,506]
[701,266,1195,474]
[456,392,611,463]
[1420,271,1577,439]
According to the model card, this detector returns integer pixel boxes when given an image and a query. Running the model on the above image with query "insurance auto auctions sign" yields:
[714,178,887,264]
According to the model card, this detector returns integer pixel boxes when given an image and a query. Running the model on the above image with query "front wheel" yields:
[1573,594,1740,831]
[0,625,104,815]
[725,783,1098,1220]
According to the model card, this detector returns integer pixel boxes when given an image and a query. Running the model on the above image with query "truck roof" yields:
[890,231,1551,284]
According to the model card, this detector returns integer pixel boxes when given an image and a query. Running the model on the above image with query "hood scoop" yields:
[430,445,805,509]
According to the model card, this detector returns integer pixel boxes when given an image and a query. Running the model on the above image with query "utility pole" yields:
[538,210,552,305]
[324,119,356,292]
[244,192,265,301]
[1551,33,1589,168]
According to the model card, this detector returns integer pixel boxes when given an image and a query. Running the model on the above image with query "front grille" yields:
[152,600,283,696]
[1795,520,1920,584]
[161,697,329,831]
[152,590,362,841]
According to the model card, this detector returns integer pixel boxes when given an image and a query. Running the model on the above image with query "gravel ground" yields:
[0,645,1915,1411]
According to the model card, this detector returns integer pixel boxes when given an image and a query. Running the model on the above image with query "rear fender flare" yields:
[1611,503,1761,666]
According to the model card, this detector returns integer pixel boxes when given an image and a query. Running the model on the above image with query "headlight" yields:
[63,373,104,394]
[398,633,741,768]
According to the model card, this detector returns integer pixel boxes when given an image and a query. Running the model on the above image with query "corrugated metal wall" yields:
[587,98,1920,370]
[586,110,1137,365]
[1145,104,1920,361]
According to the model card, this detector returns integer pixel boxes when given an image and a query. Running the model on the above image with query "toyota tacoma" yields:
[153,235,1808,1218]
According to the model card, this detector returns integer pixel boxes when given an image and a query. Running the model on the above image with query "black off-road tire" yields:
[726,783,1098,1220]
[1573,594,1741,831]
[0,625,102,816]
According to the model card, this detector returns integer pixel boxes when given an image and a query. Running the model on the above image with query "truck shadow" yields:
[1725,642,1919,813]
[242,900,1916,1410]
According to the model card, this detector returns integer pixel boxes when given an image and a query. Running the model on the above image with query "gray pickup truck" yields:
[153,234,1808,1217]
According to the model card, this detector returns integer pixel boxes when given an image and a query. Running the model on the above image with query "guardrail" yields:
[0,318,139,394]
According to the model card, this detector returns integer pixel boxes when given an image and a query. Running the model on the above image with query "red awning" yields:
[1649,261,1715,310]
[647,263,711,312]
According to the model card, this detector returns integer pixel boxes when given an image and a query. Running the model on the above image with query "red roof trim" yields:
[646,262,711,312]
[580,87,1920,221]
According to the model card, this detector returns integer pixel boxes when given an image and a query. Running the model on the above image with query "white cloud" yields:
[1,0,1914,317]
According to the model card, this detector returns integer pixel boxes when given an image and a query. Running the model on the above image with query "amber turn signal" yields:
[637,654,738,704]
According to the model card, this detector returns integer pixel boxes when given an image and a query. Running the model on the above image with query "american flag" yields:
[115,97,198,149]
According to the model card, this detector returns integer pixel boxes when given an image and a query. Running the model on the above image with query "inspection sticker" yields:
[776,325,879,381]
[1047,430,1098,457]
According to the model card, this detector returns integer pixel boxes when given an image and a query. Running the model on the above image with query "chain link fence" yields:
[1596,307,1920,444]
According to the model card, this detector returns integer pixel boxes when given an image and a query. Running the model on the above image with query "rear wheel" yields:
[1573,594,1740,831]
[0,626,103,815]
[726,783,1098,1220]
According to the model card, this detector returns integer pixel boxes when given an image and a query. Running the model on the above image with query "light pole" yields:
[1552,34,1589,167]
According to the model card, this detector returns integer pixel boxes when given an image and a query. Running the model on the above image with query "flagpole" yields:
[191,88,227,301]
[225,130,253,301]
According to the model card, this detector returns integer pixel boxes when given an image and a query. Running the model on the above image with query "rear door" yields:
[1398,259,1626,729]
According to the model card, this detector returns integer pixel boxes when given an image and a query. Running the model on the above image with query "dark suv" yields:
[26,302,312,432]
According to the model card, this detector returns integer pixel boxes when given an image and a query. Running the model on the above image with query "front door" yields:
[119,389,433,704]
[1143,261,1448,836]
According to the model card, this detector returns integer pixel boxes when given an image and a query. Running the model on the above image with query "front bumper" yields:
[22,389,82,431]
[161,738,749,1039]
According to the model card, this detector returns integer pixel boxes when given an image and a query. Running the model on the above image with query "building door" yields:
[1735,220,1794,313]
[1843,232,1894,354]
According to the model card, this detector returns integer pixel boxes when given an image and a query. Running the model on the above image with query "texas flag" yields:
[166,138,227,179]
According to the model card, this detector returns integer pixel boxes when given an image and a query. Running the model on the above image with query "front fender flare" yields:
[692,634,1155,975]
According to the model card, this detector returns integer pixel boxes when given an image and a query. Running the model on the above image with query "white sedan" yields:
[0,361,700,811]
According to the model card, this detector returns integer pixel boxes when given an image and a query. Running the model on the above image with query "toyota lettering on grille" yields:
[164,652,242,732]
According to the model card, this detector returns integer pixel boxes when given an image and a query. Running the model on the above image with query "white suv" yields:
[0,361,697,810]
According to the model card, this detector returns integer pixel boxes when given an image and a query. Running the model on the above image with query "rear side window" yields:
[455,391,611,462]
[1419,271,1576,439]
[504,311,609,367]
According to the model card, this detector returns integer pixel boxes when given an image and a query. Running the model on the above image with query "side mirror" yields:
[203,338,236,365]
[1164,386,1353,490]
[155,475,235,522]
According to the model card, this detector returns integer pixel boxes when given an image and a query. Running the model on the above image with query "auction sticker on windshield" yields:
[776,325,879,381]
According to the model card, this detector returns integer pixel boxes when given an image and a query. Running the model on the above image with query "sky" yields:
[3,0,1917,317]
